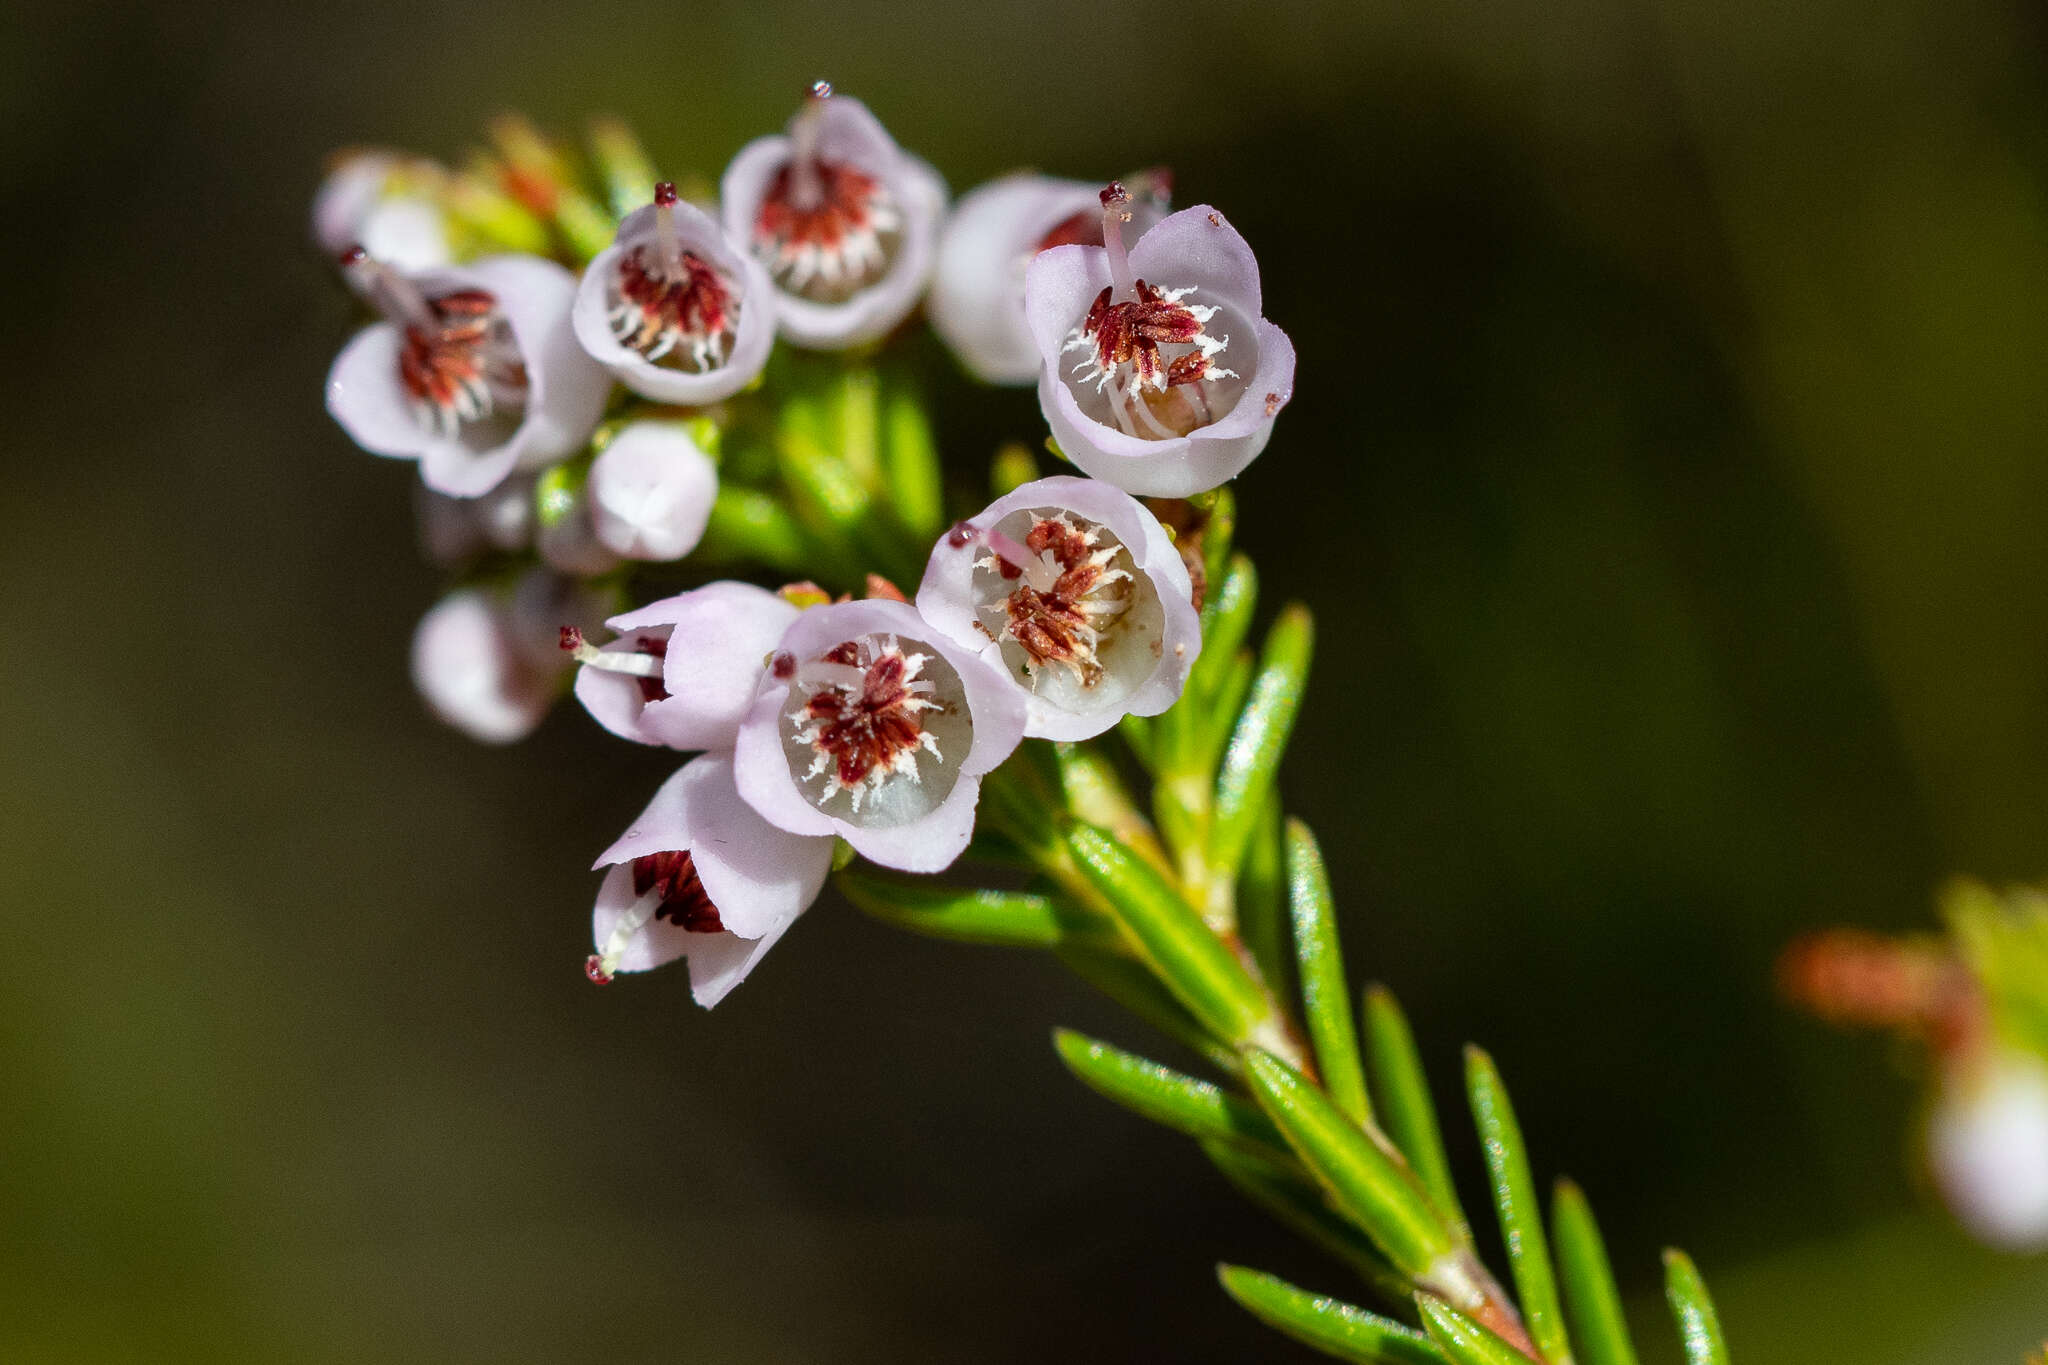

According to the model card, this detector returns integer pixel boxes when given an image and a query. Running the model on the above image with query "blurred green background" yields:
[6,0,2048,1359]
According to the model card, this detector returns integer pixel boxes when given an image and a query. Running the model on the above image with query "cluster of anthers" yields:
[609,183,738,370]
[752,82,902,300]
[784,635,944,811]
[1060,185,1234,440]
[974,514,1133,689]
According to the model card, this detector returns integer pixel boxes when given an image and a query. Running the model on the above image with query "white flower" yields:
[587,753,834,1005]
[312,151,451,272]
[1929,1049,2048,1250]
[571,183,777,404]
[720,84,946,350]
[586,422,719,562]
[733,599,1026,872]
[409,571,604,745]
[326,252,612,498]
[1025,193,1295,497]
[916,476,1200,740]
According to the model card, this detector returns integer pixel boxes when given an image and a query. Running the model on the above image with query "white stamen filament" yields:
[787,90,827,210]
[347,254,439,331]
[570,640,665,678]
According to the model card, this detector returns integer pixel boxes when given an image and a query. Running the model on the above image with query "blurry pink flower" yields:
[721,84,946,349]
[917,476,1199,741]
[326,251,611,497]
[313,151,451,272]
[1026,191,1295,497]
[587,753,833,1005]
[1929,1049,2048,1250]
[572,182,776,404]
[734,599,1026,872]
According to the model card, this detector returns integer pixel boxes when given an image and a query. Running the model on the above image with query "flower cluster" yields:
[317,89,1291,1004]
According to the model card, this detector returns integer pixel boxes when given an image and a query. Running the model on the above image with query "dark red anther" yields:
[653,181,679,207]
[1099,181,1129,207]
[560,625,585,652]
[338,244,368,267]
[946,520,978,549]
[771,650,796,680]
[584,955,614,985]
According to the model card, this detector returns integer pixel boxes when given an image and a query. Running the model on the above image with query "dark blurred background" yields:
[6,0,2048,1359]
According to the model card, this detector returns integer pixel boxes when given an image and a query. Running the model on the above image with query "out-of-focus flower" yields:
[586,422,719,561]
[586,753,833,1004]
[1026,190,1295,497]
[313,151,452,272]
[917,476,1199,741]
[571,182,776,404]
[410,578,591,745]
[570,582,800,751]
[533,464,623,578]
[734,599,1025,872]
[326,251,611,497]
[930,171,1168,385]
[721,83,946,350]
[415,472,536,565]
[1928,1049,2048,1251]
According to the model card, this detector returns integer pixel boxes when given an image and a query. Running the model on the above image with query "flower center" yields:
[752,87,902,302]
[787,635,942,811]
[344,248,528,440]
[632,849,726,933]
[610,182,741,370]
[1057,185,1236,441]
[977,515,1134,688]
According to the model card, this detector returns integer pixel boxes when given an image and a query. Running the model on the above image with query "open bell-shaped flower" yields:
[721,83,946,350]
[931,170,1169,385]
[313,150,452,272]
[587,753,834,1006]
[733,599,1025,873]
[917,476,1200,741]
[569,581,800,751]
[326,250,612,498]
[1026,190,1295,497]
[586,421,719,562]
[572,182,776,404]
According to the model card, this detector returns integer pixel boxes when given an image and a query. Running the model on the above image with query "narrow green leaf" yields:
[1119,713,1155,769]
[1551,1181,1639,1365]
[1065,824,1278,1050]
[1288,820,1372,1127]
[1416,1295,1533,1365]
[1237,795,1290,998]
[586,116,658,221]
[1054,1031,1288,1162]
[1466,1048,1572,1365]
[882,381,946,536]
[1191,649,1257,779]
[1204,1143,1407,1303]
[1211,604,1314,881]
[1056,946,1238,1074]
[1190,554,1260,705]
[1362,986,1470,1242]
[1054,743,1174,880]
[1243,1049,1457,1280]
[837,868,1119,951]
[1662,1251,1730,1365]
[1218,1266,1445,1365]
[832,366,882,488]
[1199,485,1237,593]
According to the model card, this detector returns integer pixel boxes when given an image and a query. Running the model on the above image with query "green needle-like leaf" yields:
[1211,604,1314,886]
[1055,946,1239,1074]
[1466,1048,1572,1365]
[1288,820,1372,1126]
[1203,1143,1407,1303]
[1237,796,1290,996]
[586,117,658,221]
[1243,1049,1457,1280]
[1416,1296,1534,1365]
[1054,1031,1288,1161]
[1065,824,1282,1052]
[1362,986,1470,1243]
[881,379,944,537]
[1218,1266,1446,1365]
[1190,554,1260,704]
[1551,1181,1639,1365]
[837,868,1119,951]
[1662,1251,1730,1365]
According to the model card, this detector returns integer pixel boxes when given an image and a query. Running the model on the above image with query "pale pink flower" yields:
[1929,1049,2048,1250]
[587,422,719,562]
[313,150,451,272]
